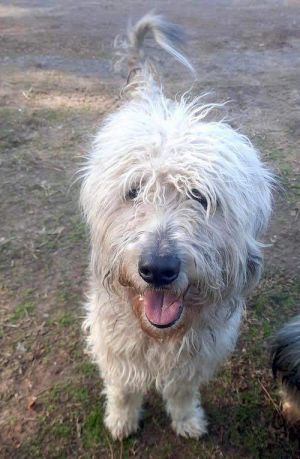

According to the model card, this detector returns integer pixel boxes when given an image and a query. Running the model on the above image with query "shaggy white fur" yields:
[80,14,274,440]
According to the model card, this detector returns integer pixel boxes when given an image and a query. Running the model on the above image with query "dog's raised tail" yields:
[271,315,300,423]
[122,13,195,79]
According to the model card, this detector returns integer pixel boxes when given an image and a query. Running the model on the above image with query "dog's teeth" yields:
[139,295,143,301]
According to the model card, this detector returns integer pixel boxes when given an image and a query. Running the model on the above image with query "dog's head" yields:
[81,95,273,338]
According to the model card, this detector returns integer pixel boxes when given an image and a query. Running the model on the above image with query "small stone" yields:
[16,342,27,353]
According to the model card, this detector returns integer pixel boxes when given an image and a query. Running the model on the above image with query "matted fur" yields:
[80,13,274,439]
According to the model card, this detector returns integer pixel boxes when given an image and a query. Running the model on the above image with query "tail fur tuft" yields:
[115,13,195,79]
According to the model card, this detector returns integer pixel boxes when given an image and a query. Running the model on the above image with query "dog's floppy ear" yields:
[244,240,263,293]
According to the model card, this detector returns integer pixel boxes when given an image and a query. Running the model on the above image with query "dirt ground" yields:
[0,1,300,458]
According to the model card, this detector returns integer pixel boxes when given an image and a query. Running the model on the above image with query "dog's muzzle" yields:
[137,253,183,328]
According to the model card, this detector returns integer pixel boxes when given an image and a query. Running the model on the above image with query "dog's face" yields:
[81,97,272,338]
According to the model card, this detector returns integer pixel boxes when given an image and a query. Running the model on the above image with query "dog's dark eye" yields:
[190,189,208,209]
[127,187,139,200]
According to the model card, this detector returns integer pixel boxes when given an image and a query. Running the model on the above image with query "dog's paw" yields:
[104,410,140,440]
[171,408,208,439]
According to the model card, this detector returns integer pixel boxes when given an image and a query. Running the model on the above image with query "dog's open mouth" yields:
[142,291,184,328]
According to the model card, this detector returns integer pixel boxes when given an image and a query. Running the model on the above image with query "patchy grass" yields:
[82,406,106,449]
[255,137,300,204]
[2,113,300,459]
[51,423,73,439]
[56,311,78,327]
[48,382,90,404]
[78,361,98,377]
[11,301,36,322]
[1,4,300,458]
[68,220,87,244]
[15,276,300,458]
[2,110,300,458]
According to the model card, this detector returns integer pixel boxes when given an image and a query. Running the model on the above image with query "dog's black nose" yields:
[138,254,180,286]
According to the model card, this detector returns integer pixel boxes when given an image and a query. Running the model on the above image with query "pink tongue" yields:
[143,291,183,326]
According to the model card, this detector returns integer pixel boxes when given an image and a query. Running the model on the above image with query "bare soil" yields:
[0,1,299,458]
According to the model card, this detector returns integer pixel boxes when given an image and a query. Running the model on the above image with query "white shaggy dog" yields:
[80,14,273,440]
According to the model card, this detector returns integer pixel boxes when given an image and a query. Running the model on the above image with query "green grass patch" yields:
[48,382,90,404]
[55,278,82,307]
[251,280,300,321]
[78,361,98,377]
[36,232,61,252]
[68,220,87,244]
[82,406,105,449]
[11,301,35,322]
[57,311,77,327]
[51,423,72,439]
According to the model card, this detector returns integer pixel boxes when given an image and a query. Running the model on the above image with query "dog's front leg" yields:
[162,379,207,439]
[103,382,143,440]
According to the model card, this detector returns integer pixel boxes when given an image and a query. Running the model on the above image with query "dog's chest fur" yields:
[85,292,242,390]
